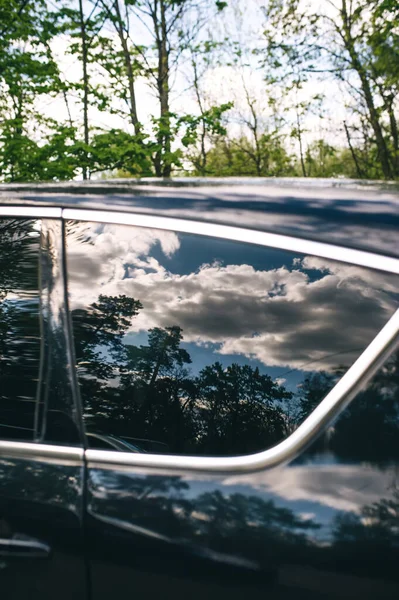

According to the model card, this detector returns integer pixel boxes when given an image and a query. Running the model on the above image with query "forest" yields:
[0,0,398,182]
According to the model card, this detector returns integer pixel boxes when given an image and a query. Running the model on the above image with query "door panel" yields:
[85,351,399,600]
[0,216,86,599]
[0,447,86,600]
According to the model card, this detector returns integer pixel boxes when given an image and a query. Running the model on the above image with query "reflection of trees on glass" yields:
[72,294,142,423]
[331,352,399,461]
[196,363,291,454]
[0,219,41,440]
[73,294,292,455]
[296,352,399,462]
[73,290,399,460]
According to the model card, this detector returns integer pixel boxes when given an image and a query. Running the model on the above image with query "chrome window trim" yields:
[0,206,62,219]
[0,440,83,465]
[62,208,399,275]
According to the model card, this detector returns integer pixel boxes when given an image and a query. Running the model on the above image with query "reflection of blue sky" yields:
[148,234,303,276]
[123,330,305,391]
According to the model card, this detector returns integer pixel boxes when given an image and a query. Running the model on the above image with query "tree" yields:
[72,294,143,424]
[203,135,294,176]
[88,129,153,175]
[0,1,67,181]
[262,0,399,179]
[126,0,228,176]
[59,0,114,179]
[196,362,291,454]
[95,0,142,136]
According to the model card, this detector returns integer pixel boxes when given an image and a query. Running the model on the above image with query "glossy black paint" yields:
[85,354,399,599]
[1,178,399,257]
[0,186,398,600]
[0,217,86,599]
[0,452,87,600]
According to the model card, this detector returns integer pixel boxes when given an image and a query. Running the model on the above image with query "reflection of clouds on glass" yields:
[67,222,180,306]
[67,223,398,371]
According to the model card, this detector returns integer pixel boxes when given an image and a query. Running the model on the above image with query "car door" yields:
[0,213,87,600]
[65,210,399,600]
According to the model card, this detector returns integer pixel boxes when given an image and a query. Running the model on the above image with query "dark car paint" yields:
[86,457,399,599]
[0,182,398,600]
[0,452,87,600]
[0,178,399,258]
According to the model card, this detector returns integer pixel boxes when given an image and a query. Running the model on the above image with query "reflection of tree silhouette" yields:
[297,372,339,422]
[73,290,399,460]
[0,219,41,439]
[295,353,399,464]
[331,480,399,578]
[330,351,399,462]
[193,490,320,562]
[88,471,321,570]
[72,294,142,427]
[196,363,291,454]
[0,456,84,564]
[89,472,193,540]
[74,295,293,454]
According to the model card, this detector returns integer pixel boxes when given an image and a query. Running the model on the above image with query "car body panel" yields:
[0,445,87,600]
[0,179,398,258]
[0,183,398,600]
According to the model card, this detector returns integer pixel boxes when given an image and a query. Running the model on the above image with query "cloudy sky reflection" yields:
[67,221,399,388]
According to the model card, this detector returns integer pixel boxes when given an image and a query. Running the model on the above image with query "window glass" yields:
[0,218,41,441]
[66,221,399,456]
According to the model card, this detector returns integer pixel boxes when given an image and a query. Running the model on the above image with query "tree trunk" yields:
[158,0,171,178]
[296,107,307,177]
[388,102,399,177]
[192,55,207,175]
[78,0,89,180]
[344,121,363,178]
[340,0,392,179]
[113,0,140,135]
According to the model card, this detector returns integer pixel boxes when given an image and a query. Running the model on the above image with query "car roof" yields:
[1,178,398,258]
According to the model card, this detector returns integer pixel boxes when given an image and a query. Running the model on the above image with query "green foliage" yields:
[0,122,80,182]
[0,0,397,180]
[201,134,295,177]
[179,103,233,148]
[88,130,153,176]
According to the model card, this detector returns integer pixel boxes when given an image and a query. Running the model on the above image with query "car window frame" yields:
[0,207,85,459]
[1,204,398,474]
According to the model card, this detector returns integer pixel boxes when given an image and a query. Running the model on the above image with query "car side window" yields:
[0,218,41,442]
[66,220,399,457]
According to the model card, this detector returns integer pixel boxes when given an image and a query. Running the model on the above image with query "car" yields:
[0,179,398,600]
